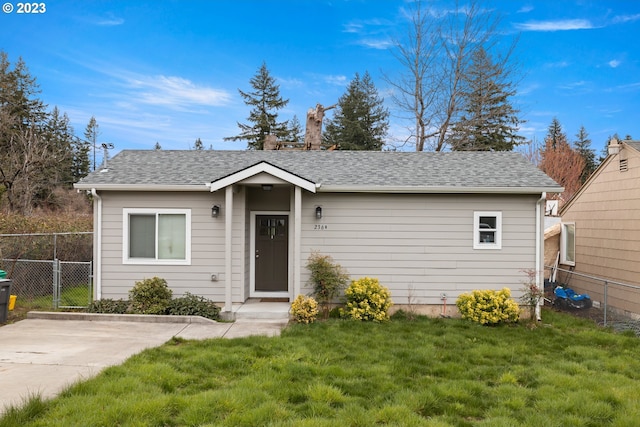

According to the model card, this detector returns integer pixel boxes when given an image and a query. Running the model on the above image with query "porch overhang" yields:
[208,161,317,193]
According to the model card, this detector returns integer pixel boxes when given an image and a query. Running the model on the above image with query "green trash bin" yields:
[0,270,6,279]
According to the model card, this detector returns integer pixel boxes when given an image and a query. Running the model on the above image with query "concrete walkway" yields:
[0,311,288,414]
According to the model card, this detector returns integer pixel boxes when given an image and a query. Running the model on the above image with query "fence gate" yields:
[54,260,93,309]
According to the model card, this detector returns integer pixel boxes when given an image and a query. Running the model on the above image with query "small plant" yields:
[340,277,393,322]
[519,269,544,321]
[166,292,220,320]
[456,288,520,325]
[306,252,349,318]
[87,298,129,314]
[128,277,172,315]
[290,294,319,324]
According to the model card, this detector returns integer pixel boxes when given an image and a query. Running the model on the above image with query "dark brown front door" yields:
[255,215,288,292]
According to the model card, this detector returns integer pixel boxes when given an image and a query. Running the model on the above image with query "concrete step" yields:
[226,301,291,321]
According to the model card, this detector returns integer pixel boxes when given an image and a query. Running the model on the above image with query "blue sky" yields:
[1,0,639,161]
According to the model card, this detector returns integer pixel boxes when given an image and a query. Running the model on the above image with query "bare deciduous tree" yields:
[386,0,516,152]
[539,121,585,205]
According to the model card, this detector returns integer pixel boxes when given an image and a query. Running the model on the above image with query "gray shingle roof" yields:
[75,150,562,192]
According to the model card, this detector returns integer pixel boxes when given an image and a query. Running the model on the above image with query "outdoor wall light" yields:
[211,205,220,218]
[315,206,323,219]
[262,184,273,191]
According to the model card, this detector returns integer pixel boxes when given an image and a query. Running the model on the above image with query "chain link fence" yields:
[546,266,640,335]
[0,232,93,309]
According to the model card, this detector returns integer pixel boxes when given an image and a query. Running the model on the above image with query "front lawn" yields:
[2,309,640,426]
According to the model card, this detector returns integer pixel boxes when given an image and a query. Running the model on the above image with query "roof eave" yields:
[317,185,564,194]
[73,183,210,192]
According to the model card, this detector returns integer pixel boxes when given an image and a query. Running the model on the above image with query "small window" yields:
[473,211,502,249]
[123,209,191,265]
[560,223,576,266]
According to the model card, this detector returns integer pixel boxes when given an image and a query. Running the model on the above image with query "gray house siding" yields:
[99,191,227,301]
[299,193,537,304]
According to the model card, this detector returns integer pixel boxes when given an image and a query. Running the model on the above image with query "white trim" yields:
[473,211,502,250]
[75,184,209,191]
[249,210,291,298]
[122,208,192,265]
[293,186,302,298]
[91,189,102,299]
[209,162,317,193]
[224,186,233,312]
[317,185,564,194]
[560,222,576,266]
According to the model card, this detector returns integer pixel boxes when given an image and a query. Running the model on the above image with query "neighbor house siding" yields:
[99,191,228,301]
[299,192,538,304]
[560,145,640,312]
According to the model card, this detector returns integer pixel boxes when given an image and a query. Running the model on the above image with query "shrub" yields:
[340,277,392,322]
[86,298,129,314]
[290,294,319,324]
[306,252,349,318]
[456,288,520,325]
[128,277,172,315]
[166,292,220,320]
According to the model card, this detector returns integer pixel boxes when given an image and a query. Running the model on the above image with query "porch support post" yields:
[294,186,302,297]
[224,185,233,312]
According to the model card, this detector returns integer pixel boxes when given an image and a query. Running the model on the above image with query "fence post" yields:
[603,281,608,327]
[53,259,60,309]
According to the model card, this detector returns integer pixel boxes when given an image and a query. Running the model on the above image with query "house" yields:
[74,150,562,316]
[558,138,640,314]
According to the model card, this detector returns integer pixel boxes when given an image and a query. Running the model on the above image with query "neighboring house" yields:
[74,150,561,315]
[558,139,640,314]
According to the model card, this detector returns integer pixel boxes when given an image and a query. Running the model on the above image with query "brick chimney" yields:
[608,137,621,156]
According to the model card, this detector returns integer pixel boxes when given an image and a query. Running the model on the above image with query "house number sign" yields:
[314,224,328,230]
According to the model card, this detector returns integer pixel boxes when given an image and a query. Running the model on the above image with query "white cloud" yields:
[514,19,596,32]
[517,5,534,13]
[343,22,363,33]
[323,74,347,86]
[612,13,640,24]
[357,38,393,50]
[608,59,621,68]
[122,74,232,109]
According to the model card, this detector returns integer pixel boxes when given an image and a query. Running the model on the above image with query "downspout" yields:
[534,192,546,321]
[90,189,102,300]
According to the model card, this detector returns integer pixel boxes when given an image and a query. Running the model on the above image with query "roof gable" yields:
[208,161,317,193]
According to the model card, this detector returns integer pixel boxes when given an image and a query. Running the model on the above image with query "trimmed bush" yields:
[86,298,129,314]
[128,277,172,315]
[456,288,520,325]
[341,277,393,322]
[290,294,319,324]
[166,292,220,320]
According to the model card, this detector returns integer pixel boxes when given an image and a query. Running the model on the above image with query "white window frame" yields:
[123,208,191,265]
[473,211,502,250]
[560,222,576,266]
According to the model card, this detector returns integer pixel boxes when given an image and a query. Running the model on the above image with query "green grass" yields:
[3,309,640,426]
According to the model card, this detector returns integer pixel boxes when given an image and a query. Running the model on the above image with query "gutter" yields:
[534,192,546,321]
[75,184,210,192]
[91,189,102,300]
[316,185,564,194]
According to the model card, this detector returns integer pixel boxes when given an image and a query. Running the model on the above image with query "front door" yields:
[255,215,288,293]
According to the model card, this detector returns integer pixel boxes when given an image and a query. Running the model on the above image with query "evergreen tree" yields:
[573,125,596,183]
[546,118,564,150]
[84,116,99,171]
[224,62,289,150]
[193,137,204,150]
[450,47,525,151]
[154,142,162,150]
[286,114,304,144]
[323,71,389,150]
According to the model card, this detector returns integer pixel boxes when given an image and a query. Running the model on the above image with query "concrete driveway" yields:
[0,312,287,414]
